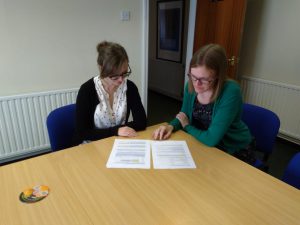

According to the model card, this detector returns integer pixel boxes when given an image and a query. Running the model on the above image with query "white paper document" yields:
[106,139,151,169]
[151,141,196,169]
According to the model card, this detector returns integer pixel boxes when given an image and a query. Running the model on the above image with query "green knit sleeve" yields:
[169,82,193,131]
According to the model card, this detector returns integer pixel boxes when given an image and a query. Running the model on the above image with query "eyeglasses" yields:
[109,65,132,80]
[187,73,215,85]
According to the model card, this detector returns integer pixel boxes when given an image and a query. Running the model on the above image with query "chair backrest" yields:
[46,104,76,151]
[282,152,300,189]
[241,103,280,160]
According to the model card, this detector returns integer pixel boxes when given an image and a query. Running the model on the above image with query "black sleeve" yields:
[125,80,147,131]
[73,78,123,144]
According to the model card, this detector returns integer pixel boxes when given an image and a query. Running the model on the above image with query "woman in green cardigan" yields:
[153,44,255,163]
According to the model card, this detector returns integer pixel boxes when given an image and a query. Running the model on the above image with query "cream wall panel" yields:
[239,0,300,86]
[0,0,145,102]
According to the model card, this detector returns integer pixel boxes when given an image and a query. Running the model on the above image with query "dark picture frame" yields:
[157,0,183,62]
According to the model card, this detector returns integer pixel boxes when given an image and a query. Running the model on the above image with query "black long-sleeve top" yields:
[72,78,147,145]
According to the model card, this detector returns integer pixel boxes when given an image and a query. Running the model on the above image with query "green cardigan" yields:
[170,80,251,154]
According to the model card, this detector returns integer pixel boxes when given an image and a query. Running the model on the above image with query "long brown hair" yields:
[96,41,129,78]
[188,44,228,101]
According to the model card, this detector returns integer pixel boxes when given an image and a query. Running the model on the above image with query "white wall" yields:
[239,0,300,86]
[0,0,146,103]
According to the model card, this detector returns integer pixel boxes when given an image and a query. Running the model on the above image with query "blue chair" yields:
[282,152,300,189]
[46,104,76,151]
[241,103,280,169]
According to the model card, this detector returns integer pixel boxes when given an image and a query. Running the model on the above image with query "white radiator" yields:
[240,76,300,144]
[0,88,78,162]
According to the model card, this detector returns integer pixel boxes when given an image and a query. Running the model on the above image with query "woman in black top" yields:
[73,41,147,145]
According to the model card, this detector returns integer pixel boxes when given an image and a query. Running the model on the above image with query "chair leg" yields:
[263,153,270,163]
[256,163,269,172]
[262,165,269,172]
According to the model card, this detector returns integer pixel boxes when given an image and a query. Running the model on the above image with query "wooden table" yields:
[0,124,299,225]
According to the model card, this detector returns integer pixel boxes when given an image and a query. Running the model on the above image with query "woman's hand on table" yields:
[152,125,174,140]
[118,126,137,137]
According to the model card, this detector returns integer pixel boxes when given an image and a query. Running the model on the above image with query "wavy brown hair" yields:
[188,44,228,102]
[96,41,129,78]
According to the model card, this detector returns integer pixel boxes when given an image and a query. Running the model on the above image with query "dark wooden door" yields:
[193,0,247,78]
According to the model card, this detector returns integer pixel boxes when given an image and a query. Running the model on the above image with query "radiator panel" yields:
[241,76,300,144]
[0,89,78,161]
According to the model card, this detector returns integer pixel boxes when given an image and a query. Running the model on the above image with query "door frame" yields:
[142,0,149,112]
[183,0,197,86]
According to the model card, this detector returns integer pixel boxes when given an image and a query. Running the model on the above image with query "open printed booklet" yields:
[106,139,151,169]
[106,139,196,169]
